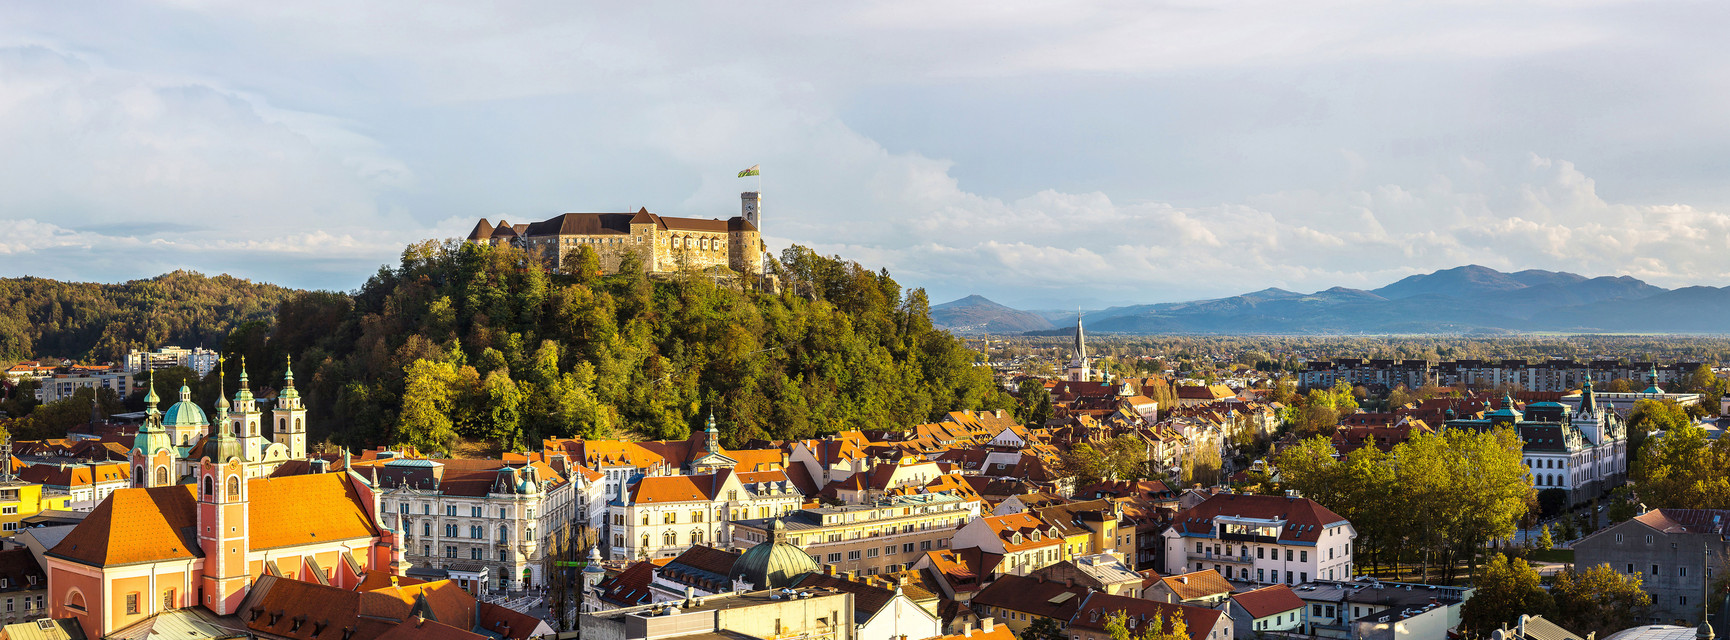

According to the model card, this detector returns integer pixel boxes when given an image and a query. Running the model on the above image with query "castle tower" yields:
[131,370,177,488]
[197,370,250,615]
[232,357,264,463]
[273,356,307,459]
[741,191,761,230]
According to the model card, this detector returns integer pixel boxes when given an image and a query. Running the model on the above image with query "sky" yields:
[3,2,1730,309]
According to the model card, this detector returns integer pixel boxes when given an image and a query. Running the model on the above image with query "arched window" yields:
[278,417,285,432]
[155,466,169,486]
[641,533,650,548]
[227,475,241,499]
[663,530,676,546]
[295,418,302,430]
[499,525,509,542]
[135,465,145,483]
[691,528,704,545]
[65,589,86,612]
[202,476,214,498]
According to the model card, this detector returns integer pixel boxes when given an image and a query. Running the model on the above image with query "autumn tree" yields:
[1060,435,1154,486]
[1461,555,1553,635]
[1016,379,1055,426]
[1550,564,1652,638]
[1631,423,1730,509]
[399,359,460,455]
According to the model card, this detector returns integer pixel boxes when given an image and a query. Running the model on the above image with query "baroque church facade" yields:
[466,192,765,276]
[128,358,307,488]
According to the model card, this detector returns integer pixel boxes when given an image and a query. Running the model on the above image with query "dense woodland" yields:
[4,241,1010,454]
[0,271,297,362]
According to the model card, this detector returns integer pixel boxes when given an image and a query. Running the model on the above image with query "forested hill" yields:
[0,271,300,362]
[197,241,1010,454]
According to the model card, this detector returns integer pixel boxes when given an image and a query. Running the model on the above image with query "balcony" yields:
[1201,551,1255,564]
[1219,532,1277,544]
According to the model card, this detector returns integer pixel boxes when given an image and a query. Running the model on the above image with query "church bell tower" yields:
[232,357,263,464]
[198,359,250,615]
[273,356,307,459]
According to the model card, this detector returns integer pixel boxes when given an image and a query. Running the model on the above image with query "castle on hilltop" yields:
[466,191,765,276]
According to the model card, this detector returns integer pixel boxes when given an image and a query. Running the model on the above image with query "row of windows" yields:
[396,503,525,519]
[422,545,512,562]
[1205,564,1307,585]
[1197,542,1314,562]
[1622,562,1705,578]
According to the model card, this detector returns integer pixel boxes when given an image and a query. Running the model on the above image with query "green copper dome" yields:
[162,384,209,428]
[730,519,818,590]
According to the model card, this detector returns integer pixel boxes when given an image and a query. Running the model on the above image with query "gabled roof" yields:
[1170,493,1348,545]
[1068,592,1224,640]
[980,512,1063,551]
[1633,508,1730,535]
[921,548,1002,594]
[596,561,655,606]
[50,472,379,567]
[971,574,1088,620]
[1158,570,1234,602]
[1231,585,1306,619]
[793,573,924,624]
[48,484,198,566]
[630,473,729,504]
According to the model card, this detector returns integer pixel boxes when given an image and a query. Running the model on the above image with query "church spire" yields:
[279,355,299,401]
[144,369,161,418]
[705,411,721,455]
[1074,312,1087,362]
[213,358,230,427]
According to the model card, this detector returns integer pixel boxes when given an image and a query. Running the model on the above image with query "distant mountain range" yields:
[930,295,1056,333]
[932,265,1730,334]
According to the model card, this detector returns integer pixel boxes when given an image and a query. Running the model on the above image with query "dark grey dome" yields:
[729,519,817,590]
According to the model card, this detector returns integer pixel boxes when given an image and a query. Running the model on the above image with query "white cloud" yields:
[2,1,1730,307]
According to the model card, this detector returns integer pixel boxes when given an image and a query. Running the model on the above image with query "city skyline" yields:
[4,2,1730,309]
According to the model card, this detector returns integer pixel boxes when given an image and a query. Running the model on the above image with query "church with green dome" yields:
[130,357,311,488]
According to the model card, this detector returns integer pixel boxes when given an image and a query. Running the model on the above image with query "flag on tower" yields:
[737,164,760,178]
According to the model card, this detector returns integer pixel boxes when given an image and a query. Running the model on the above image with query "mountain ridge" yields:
[933,266,1730,334]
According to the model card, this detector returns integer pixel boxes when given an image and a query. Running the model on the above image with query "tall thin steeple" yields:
[1580,376,1597,414]
[1074,312,1087,363]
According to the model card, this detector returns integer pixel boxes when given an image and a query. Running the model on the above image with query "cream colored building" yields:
[609,470,802,561]
[730,493,980,576]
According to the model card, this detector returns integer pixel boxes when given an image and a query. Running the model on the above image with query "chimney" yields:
[983,618,996,634]
[964,627,973,637]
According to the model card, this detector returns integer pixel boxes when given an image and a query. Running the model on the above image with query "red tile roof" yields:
[971,574,1088,620]
[630,471,728,504]
[1231,585,1305,619]
[1170,493,1348,545]
[1069,592,1223,640]
[50,472,378,567]
[1158,570,1234,602]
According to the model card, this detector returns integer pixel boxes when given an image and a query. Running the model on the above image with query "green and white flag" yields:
[737,164,760,178]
